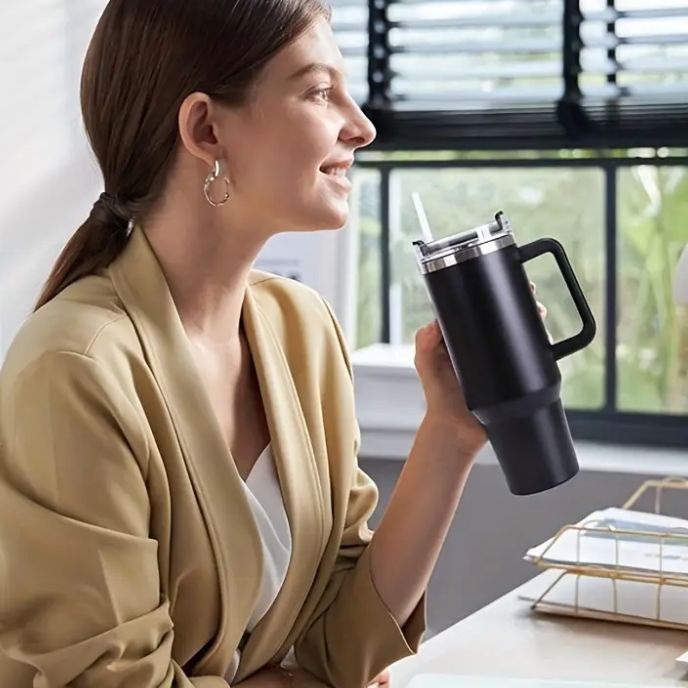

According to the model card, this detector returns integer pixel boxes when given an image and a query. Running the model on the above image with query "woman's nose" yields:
[342,104,377,150]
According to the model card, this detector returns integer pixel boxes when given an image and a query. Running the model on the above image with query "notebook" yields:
[524,508,688,577]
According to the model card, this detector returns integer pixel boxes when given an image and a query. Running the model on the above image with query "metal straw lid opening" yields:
[413,211,514,256]
[412,210,517,274]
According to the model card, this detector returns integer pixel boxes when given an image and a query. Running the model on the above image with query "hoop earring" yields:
[204,159,231,207]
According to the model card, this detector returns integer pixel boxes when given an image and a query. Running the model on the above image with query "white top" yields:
[225,444,292,683]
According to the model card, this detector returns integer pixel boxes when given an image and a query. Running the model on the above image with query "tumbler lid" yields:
[413,211,516,275]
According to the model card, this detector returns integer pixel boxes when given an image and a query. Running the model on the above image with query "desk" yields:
[389,573,688,687]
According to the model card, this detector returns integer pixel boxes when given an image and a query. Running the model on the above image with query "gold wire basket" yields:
[528,477,688,631]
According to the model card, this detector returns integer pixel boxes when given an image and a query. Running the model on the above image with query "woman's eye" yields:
[312,87,334,103]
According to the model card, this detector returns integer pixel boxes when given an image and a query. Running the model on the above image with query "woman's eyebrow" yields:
[288,62,346,81]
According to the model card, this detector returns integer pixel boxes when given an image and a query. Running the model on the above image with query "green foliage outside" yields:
[353,150,688,415]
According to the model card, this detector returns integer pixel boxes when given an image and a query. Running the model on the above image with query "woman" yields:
[0,1,496,687]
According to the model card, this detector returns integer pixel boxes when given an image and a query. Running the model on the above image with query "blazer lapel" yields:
[109,227,327,678]
[108,226,263,676]
[233,278,329,681]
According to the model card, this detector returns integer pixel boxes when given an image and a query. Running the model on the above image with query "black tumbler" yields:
[413,212,597,495]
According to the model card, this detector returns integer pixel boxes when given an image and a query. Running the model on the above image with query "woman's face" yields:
[217,16,377,234]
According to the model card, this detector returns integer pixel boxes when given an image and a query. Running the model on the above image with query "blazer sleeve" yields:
[292,300,427,688]
[0,351,229,688]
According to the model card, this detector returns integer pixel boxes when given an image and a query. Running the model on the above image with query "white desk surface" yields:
[389,573,688,687]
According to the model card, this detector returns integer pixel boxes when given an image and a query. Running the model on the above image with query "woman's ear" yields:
[177,92,223,169]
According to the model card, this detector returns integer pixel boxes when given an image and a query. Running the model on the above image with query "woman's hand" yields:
[237,665,332,688]
[369,668,391,687]
[414,281,548,456]
[235,666,293,688]
[414,319,487,456]
[246,665,390,688]
[531,281,552,343]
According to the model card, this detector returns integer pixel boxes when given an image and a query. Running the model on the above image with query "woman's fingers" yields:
[530,281,550,337]
[530,282,547,319]
[369,669,391,687]
[537,301,547,319]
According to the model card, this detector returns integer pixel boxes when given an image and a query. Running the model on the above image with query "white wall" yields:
[0,3,107,358]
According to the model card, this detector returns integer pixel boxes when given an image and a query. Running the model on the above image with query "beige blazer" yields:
[0,227,425,688]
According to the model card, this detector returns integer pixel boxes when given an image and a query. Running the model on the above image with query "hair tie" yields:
[93,191,134,235]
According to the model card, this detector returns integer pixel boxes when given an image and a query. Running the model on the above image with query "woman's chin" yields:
[279,188,351,231]
[324,208,349,230]
[300,202,350,231]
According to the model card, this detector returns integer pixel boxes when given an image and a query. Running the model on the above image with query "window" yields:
[331,0,688,446]
[350,151,688,446]
[617,163,688,415]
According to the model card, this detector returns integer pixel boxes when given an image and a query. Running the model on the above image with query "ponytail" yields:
[33,194,133,311]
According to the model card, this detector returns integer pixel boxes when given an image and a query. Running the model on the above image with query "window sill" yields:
[351,344,688,478]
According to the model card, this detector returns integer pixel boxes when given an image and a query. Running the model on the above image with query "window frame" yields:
[354,152,688,449]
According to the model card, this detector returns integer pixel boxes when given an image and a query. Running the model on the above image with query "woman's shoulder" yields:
[1,273,136,386]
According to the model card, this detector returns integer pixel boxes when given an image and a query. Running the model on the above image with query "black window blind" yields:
[330,0,370,104]
[562,0,688,145]
[329,0,688,149]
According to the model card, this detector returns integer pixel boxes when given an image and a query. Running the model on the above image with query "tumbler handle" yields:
[519,238,597,360]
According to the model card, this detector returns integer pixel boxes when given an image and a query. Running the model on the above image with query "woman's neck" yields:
[142,212,268,345]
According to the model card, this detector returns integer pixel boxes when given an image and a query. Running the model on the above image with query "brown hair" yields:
[34,0,330,311]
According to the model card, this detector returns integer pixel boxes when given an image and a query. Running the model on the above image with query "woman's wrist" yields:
[266,665,293,688]
[419,412,485,465]
[279,666,294,687]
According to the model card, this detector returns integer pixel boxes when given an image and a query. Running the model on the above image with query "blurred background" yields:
[1,0,687,637]
[341,0,688,424]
